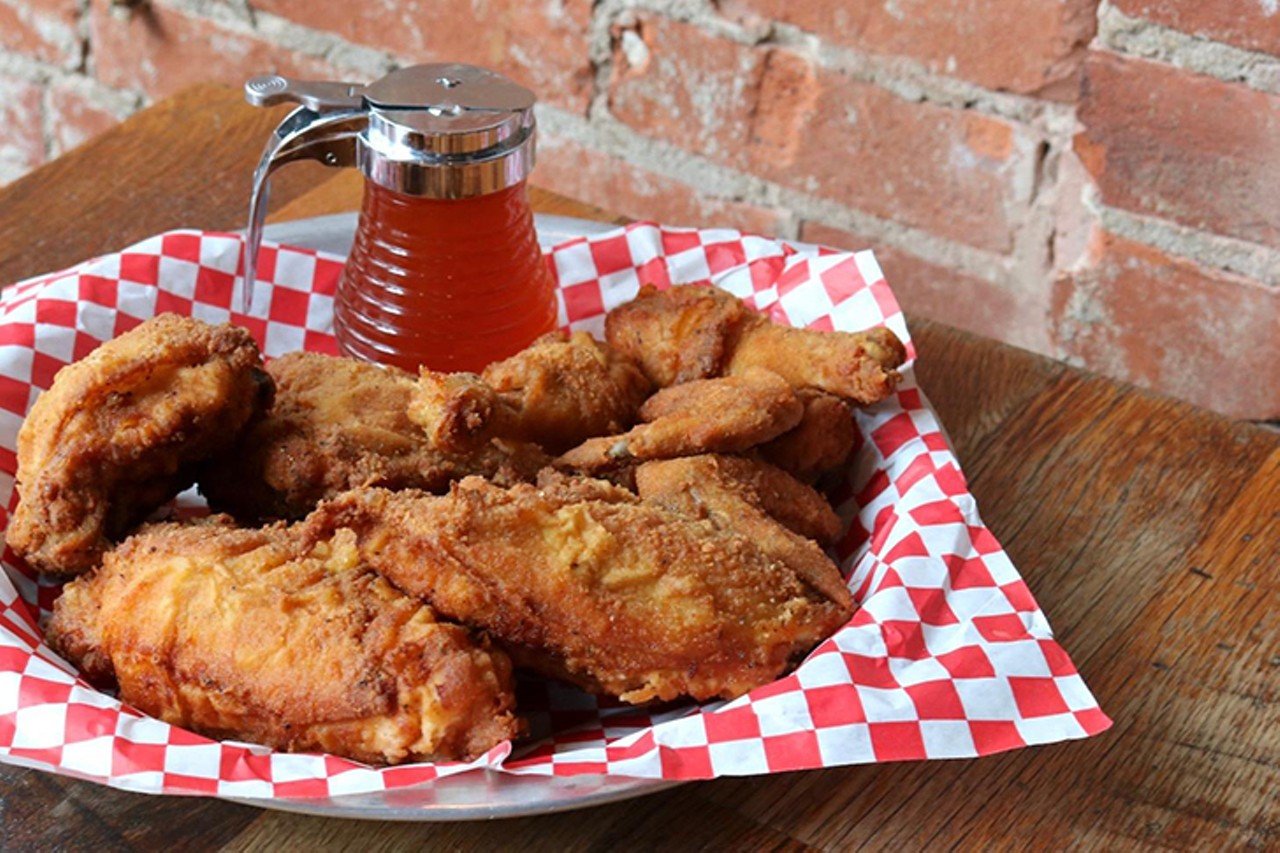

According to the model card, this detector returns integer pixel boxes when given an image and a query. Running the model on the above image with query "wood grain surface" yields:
[0,86,1275,851]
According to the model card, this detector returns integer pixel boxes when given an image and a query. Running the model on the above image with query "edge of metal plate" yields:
[230,212,676,821]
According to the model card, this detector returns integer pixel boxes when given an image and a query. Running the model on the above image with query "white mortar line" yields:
[149,0,397,78]
[538,103,1011,284]
[0,48,141,114]
[592,0,1077,133]
[1088,191,1280,287]
[1096,0,1280,96]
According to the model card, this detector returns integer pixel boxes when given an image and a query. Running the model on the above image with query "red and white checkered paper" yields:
[0,224,1109,800]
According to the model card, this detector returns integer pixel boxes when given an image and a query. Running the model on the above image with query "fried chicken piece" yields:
[46,518,519,764]
[199,351,548,521]
[756,390,856,481]
[556,368,803,472]
[635,456,850,609]
[6,314,270,576]
[605,284,907,403]
[604,284,754,387]
[410,331,652,454]
[313,481,852,703]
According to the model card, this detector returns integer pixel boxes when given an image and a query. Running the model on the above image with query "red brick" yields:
[1051,233,1280,419]
[800,221,1049,350]
[46,84,127,157]
[537,134,789,235]
[608,16,1039,254]
[0,0,81,67]
[1076,52,1280,250]
[0,75,45,185]
[721,0,1098,100]
[1112,0,1280,58]
[249,0,595,113]
[89,1,339,99]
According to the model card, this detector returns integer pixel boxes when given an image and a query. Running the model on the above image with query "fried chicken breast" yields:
[6,314,270,576]
[312,481,852,704]
[411,331,652,454]
[634,455,849,609]
[199,351,548,521]
[605,284,906,404]
[46,518,520,764]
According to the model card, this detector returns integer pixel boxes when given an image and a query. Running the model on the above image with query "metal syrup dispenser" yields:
[243,63,557,372]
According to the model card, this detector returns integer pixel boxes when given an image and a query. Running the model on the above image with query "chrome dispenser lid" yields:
[244,63,537,198]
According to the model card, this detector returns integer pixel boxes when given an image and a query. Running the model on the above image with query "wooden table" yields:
[0,86,1275,851]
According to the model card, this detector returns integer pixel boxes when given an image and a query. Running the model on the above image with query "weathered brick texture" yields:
[251,0,595,112]
[537,134,790,236]
[90,1,340,99]
[1076,51,1280,250]
[0,75,45,182]
[1052,234,1280,419]
[721,0,1099,100]
[1112,0,1280,58]
[608,16,1040,253]
[0,0,80,67]
[0,0,1276,417]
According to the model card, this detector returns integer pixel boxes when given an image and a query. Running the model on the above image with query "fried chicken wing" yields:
[312,481,852,703]
[605,284,906,403]
[635,455,850,609]
[410,331,651,454]
[603,284,754,386]
[6,315,270,576]
[756,390,856,481]
[199,351,548,521]
[46,518,519,764]
[556,368,803,472]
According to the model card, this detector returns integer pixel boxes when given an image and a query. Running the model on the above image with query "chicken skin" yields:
[410,331,652,454]
[46,518,520,764]
[605,284,906,404]
[756,389,856,481]
[556,368,803,472]
[199,351,548,522]
[634,455,850,609]
[6,314,271,576]
[312,481,852,704]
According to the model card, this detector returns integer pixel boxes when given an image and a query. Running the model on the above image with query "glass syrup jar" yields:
[242,64,557,373]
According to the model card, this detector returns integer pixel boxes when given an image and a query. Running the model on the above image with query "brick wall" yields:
[0,0,1276,418]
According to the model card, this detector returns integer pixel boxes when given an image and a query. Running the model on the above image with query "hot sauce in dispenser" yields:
[242,64,557,372]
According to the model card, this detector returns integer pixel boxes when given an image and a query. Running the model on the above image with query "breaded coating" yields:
[604,284,755,387]
[312,482,852,704]
[757,390,856,481]
[410,331,652,454]
[605,284,906,403]
[199,351,548,521]
[6,314,270,576]
[46,519,520,764]
[635,455,850,609]
[556,368,803,472]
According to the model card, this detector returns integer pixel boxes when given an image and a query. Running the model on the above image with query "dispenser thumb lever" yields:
[245,74,366,112]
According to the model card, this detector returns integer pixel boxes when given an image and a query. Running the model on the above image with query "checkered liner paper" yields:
[0,224,1109,800]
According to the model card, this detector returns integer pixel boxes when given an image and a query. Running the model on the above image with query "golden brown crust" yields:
[199,351,549,521]
[555,368,803,472]
[46,519,520,764]
[410,331,652,454]
[604,284,906,404]
[756,390,856,481]
[728,323,907,405]
[5,314,270,576]
[604,284,756,386]
[313,482,851,704]
[634,455,850,609]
